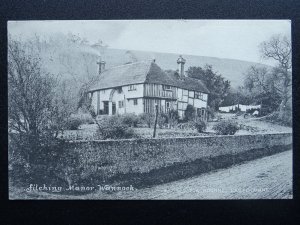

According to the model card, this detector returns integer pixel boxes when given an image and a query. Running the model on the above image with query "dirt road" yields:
[107,150,293,199]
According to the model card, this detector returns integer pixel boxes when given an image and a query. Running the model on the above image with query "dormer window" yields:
[163,85,172,91]
[128,84,136,91]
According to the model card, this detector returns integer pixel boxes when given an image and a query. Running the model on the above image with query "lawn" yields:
[62,124,212,140]
[61,113,292,141]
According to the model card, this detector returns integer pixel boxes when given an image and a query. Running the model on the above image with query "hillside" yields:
[96,48,271,88]
[29,36,271,89]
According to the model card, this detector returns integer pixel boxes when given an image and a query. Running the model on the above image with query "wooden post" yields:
[153,103,158,138]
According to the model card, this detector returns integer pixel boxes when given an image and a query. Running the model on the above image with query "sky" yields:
[8,20,291,65]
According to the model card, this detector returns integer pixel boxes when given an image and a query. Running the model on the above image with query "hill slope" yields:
[93,48,271,88]
[33,37,271,89]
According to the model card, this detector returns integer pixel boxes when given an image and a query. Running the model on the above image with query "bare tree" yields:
[244,66,270,94]
[259,34,292,118]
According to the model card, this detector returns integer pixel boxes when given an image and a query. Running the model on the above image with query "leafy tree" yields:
[8,37,76,165]
[244,66,282,114]
[221,86,253,107]
[187,65,231,111]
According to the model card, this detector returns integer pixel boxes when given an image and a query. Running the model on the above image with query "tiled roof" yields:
[89,61,152,91]
[89,61,209,94]
[164,71,210,94]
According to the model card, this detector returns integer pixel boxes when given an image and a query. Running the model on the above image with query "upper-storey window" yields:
[195,92,205,100]
[128,84,136,91]
[162,85,172,91]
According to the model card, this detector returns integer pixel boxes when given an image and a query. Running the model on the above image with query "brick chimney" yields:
[97,56,106,75]
[177,55,186,78]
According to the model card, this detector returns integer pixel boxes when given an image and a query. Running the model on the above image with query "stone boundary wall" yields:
[66,133,292,176]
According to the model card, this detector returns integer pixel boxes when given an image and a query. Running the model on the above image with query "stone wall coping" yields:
[67,132,292,144]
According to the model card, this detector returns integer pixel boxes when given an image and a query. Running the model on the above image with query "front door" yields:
[112,102,116,115]
[103,101,109,115]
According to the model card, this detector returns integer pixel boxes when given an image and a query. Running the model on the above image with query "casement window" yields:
[166,101,170,108]
[118,100,124,108]
[195,92,204,100]
[178,102,183,110]
[133,99,138,105]
[103,101,109,114]
[183,89,188,96]
[128,84,136,91]
[162,85,172,91]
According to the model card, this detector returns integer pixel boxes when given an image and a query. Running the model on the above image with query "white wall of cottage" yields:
[90,84,144,115]
[126,98,144,114]
[90,84,208,117]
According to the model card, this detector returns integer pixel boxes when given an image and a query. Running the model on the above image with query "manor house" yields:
[87,55,209,120]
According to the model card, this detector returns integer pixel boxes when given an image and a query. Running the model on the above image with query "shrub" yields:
[158,113,168,128]
[9,134,66,186]
[193,119,207,133]
[168,109,179,128]
[121,113,141,127]
[139,113,155,128]
[65,117,82,130]
[97,115,137,139]
[212,120,239,135]
[207,106,216,120]
[168,109,179,121]
[265,110,292,127]
[184,104,195,121]
[177,121,196,130]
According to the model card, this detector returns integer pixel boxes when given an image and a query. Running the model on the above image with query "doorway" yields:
[112,102,116,115]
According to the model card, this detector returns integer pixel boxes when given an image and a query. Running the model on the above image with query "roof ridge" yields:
[106,60,152,71]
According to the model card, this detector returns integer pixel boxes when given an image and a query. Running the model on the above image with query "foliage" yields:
[259,35,292,121]
[121,113,141,127]
[157,113,168,128]
[206,106,216,120]
[213,120,239,135]
[193,119,207,133]
[265,107,292,127]
[7,37,77,168]
[96,115,137,139]
[244,66,282,114]
[65,117,82,130]
[177,121,197,130]
[222,87,253,107]
[187,65,231,110]
[139,113,155,128]
[243,34,292,122]
[168,109,180,128]
[184,104,196,121]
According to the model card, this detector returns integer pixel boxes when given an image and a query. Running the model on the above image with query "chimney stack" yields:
[97,56,106,75]
[177,55,186,78]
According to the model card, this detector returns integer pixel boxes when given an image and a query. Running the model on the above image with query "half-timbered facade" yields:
[88,56,209,120]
